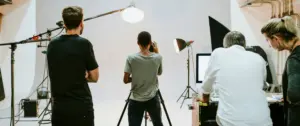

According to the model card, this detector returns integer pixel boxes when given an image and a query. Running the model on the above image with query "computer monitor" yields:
[196,53,211,83]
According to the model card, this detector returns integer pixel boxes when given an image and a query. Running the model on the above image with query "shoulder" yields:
[210,48,225,58]
[287,56,300,69]
[212,48,225,54]
[126,53,138,60]
[245,51,266,64]
[77,36,92,46]
[153,53,162,59]
[48,36,61,45]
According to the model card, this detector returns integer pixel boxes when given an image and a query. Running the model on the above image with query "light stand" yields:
[173,38,198,108]
[0,6,141,126]
[0,39,50,126]
[38,42,52,126]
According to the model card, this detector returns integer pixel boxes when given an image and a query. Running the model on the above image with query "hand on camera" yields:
[152,41,159,53]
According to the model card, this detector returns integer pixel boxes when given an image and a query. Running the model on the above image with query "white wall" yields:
[229,0,300,85]
[34,0,231,102]
[0,0,36,114]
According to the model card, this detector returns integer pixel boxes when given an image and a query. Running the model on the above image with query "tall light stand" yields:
[174,39,198,108]
[0,39,50,126]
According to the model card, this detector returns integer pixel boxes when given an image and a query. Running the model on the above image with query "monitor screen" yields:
[196,53,211,83]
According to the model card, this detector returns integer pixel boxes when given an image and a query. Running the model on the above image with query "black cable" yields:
[25,28,64,99]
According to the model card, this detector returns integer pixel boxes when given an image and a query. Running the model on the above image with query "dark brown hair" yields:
[137,31,152,48]
[62,6,83,30]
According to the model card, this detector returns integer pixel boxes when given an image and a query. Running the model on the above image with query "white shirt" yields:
[201,45,272,126]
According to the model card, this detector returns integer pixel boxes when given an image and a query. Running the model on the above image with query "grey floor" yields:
[0,99,193,126]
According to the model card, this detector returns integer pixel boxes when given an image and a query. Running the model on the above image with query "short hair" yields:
[137,31,151,48]
[261,16,298,42]
[223,31,246,48]
[62,6,83,30]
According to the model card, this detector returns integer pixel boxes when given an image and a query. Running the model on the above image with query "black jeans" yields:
[128,94,163,126]
[51,101,94,126]
[288,107,300,126]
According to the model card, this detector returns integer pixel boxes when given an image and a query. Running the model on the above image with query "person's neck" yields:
[140,49,150,56]
[292,41,300,51]
[66,29,80,35]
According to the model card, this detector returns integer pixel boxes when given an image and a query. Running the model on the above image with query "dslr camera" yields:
[149,41,157,52]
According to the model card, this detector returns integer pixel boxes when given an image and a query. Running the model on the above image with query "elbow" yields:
[158,71,162,76]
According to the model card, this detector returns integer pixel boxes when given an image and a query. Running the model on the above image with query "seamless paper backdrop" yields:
[34,0,231,102]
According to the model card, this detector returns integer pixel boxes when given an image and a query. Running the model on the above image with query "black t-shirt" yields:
[47,34,98,111]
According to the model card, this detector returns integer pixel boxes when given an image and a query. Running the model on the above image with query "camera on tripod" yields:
[149,41,157,52]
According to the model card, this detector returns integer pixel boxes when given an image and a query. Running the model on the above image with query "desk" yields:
[197,93,284,126]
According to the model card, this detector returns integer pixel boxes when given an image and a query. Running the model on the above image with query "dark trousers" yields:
[51,101,94,126]
[288,107,300,126]
[128,94,163,126]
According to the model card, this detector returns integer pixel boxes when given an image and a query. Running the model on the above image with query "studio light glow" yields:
[121,6,144,24]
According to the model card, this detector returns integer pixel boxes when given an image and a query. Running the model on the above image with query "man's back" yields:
[47,35,98,111]
[212,45,271,125]
[125,52,162,101]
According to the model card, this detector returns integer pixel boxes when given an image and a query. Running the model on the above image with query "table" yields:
[196,93,284,126]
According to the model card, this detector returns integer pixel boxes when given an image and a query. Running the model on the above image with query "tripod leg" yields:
[158,90,172,126]
[38,100,51,126]
[176,88,188,102]
[190,87,198,94]
[180,91,189,108]
[38,100,51,118]
[117,92,131,126]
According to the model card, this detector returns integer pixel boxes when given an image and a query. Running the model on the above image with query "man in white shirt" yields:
[201,31,272,126]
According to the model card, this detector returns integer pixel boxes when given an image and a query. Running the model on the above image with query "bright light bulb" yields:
[121,7,144,24]
[173,39,180,54]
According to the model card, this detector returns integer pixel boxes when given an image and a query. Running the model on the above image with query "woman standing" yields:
[261,16,300,126]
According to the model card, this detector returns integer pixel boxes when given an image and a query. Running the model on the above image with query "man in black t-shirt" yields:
[47,6,99,126]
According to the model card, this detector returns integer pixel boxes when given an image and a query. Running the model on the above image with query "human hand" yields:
[152,41,159,53]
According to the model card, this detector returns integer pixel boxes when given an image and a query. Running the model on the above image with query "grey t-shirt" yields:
[124,52,163,101]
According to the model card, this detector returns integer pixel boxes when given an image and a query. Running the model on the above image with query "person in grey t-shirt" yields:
[123,31,163,126]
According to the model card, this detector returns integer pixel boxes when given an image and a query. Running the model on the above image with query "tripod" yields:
[38,63,52,125]
[117,90,172,126]
[177,48,198,108]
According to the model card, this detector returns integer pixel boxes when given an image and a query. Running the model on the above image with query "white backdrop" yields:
[34,0,231,102]
[0,0,36,109]
[230,0,279,85]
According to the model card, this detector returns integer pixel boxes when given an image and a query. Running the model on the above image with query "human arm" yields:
[123,72,132,84]
[158,56,163,76]
[123,56,132,84]
[85,42,99,83]
[201,50,220,103]
[286,57,300,103]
